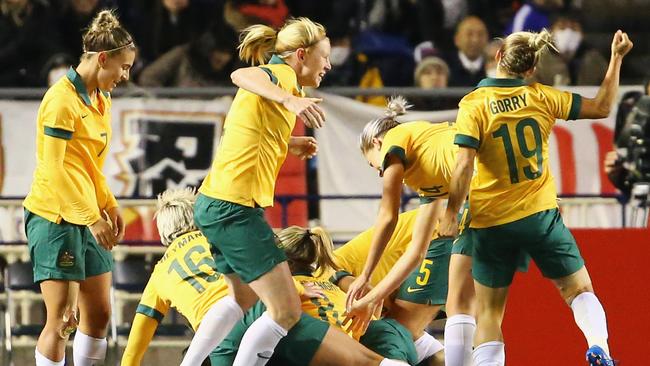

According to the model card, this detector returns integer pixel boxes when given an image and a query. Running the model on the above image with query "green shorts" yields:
[210,301,329,366]
[472,209,585,288]
[24,209,113,283]
[360,318,418,365]
[396,238,451,305]
[194,194,287,283]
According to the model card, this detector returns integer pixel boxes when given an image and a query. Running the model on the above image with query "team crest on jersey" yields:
[57,250,75,268]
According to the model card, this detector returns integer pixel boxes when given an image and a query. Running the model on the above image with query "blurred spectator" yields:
[138,24,238,87]
[533,15,607,85]
[131,0,214,64]
[320,33,361,87]
[0,0,63,86]
[484,38,503,78]
[443,16,489,87]
[468,0,518,37]
[411,56,459,110]
[367,0,444,49]
[42,52,75,86]
[505,0,563,35]
[224,0,288,31]
[415,56,449,89]
[54,0,112,57]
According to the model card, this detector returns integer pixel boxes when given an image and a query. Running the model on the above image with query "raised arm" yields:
[579,30,633,119]
[439,147,476,237]
[230,66,325,128]
[345,155,404,311]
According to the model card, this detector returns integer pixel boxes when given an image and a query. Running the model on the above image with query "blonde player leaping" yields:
[181,17,331,366]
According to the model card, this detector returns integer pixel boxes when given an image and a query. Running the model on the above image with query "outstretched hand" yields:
[289,136,318,160]
[283,96,325,128]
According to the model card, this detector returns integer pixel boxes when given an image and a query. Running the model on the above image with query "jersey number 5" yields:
[168,246,220,293]
[492,118,543,184]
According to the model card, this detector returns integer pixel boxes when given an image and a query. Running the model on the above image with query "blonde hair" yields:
[359,96,412,152]
[498,29,558,77]
[82,10,135,57]
[238,17,327,65]
[154,188,197,246]
[276,226,339,277]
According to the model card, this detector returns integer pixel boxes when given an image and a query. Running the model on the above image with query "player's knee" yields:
[563,285,595,305]
[268,305,301,329]
[86,305,111,332]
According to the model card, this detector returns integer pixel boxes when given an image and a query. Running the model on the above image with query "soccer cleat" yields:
[586,345,617,366]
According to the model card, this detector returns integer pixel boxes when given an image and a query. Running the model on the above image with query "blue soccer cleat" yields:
[586,345,617,366]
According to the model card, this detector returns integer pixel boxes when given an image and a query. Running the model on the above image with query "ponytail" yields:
[277,226,339,277]
[359,96,412,152]
[498,29,557,77]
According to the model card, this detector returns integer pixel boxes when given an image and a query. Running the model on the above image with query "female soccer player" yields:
[343,97,470,359]
[439,30,633,366]
[182,17,331,366]
[212,225,415,366]
[23,10,135,366]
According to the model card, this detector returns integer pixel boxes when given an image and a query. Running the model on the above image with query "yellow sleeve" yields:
[540,84,582,121]
[41,93,76,135]
[43,134,102,224]
[136,280,170,323]
[96,177,118,210]
[379,130,409,172]
[121,313,159,366]
[454,99,482,150]
[260,64,303,96]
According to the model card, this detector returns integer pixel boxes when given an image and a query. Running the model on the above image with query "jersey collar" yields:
[476,77,526,88]
[66,67,110,106]
[268,54,304,93]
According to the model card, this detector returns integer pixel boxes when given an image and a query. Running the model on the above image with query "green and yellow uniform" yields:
[380,121,458,204]
[333,210,453,305]
[211,272,418,366]
[24,68,116,282]
[455,78,584,287]
[195,55,305,283]
[121,231,228,366]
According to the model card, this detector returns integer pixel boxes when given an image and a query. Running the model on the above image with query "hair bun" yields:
[528,29,557,53]
[90,10,120,33]
[385,95,411,118]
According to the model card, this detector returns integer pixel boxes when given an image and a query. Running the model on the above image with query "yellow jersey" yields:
[333,209,419,285]
[199,55,305,208]
[24,68,117,225]
[380,121,458,203]
[454,78,581,228]
[293,272,352,335]
[136,231,228,330]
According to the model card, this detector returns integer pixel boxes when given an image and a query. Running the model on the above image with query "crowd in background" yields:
[2,0,649,108]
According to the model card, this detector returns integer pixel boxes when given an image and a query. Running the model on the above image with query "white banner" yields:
[315,88,642,232]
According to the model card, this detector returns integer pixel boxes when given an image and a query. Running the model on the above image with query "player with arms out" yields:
[23,9,135,366]
[181,17,331,366]
[439,30,633,366]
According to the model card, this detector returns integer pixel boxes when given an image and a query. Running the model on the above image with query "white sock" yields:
[571,292,610,355]
[232,311,288,366]
[181,296,245,366]
[472,341,505,366]
[444,314,476,366]
[414,332,445,363]
[35,348,65,366]
[73,330,107,366]
[379,359,410,365]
